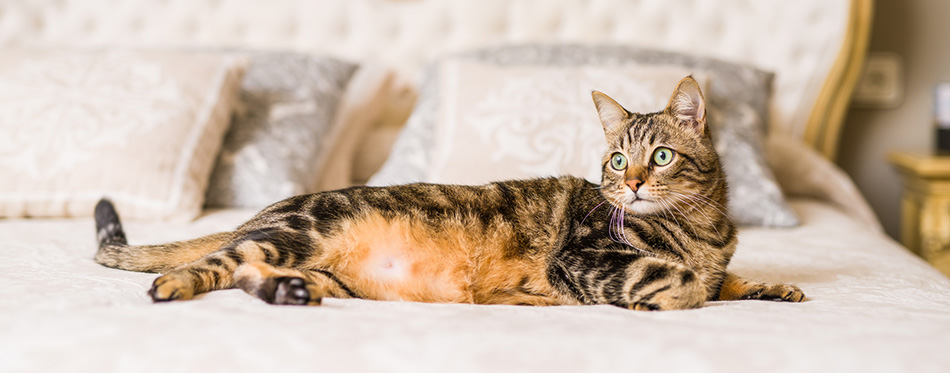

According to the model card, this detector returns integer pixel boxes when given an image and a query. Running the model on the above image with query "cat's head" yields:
[592,76,726,216]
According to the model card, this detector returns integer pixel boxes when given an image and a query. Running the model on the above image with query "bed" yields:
[3,0,950,372]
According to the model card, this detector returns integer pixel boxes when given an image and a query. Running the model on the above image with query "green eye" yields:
[653,147,674,166]
[610,153,627,170]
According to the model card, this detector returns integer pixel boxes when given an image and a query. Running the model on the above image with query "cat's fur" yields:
[94,77,804,310]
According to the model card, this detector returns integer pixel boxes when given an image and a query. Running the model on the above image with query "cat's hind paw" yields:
[272,277,322,306]
[234,263,323,306]
[148,274,195,302]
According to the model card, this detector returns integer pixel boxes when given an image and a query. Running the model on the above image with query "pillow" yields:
[369,44,799,227]
[204,53,359,208]
[430,60,708,184]
[0,49,245,221]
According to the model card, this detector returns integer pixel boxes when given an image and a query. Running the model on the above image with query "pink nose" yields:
[625,178,644,192]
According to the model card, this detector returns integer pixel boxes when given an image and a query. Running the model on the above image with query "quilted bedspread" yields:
[1,197,949,372]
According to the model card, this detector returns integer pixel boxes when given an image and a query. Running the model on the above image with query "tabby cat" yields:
[94,77,804,310]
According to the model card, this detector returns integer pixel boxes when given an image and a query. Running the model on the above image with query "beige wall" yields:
[838,0,950,239]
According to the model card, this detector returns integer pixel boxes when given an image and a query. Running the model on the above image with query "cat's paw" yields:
[718,273,806,303]
[148,275,194,302]
[272,277,322,306]
[745,283,805,303]
[627,260,705,311]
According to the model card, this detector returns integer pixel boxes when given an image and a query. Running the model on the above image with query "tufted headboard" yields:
[0,0,871,160]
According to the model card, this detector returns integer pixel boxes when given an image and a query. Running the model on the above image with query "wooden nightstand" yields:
[889,151,950,276]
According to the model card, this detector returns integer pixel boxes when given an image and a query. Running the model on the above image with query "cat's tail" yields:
[94,198,232,273]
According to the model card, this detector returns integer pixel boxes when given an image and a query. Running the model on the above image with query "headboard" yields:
[0,0,871,160]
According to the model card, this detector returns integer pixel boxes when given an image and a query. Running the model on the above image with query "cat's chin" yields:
[624,199,664,215]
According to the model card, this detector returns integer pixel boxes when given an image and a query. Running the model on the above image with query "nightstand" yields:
[889,151,950,276]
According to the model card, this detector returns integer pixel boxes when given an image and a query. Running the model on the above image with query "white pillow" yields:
[430,60,704,184]
[0,49,245,221]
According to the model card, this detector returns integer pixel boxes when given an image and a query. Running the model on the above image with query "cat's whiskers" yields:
[580,200,608,226]
[670,191,730,222]
[619,204,637,250]
[661,181,728,215]
[607,205,622,244]
[603,195,650,255]
[667,192,725,241]
[658,196,704,239]
[656,197,674,224]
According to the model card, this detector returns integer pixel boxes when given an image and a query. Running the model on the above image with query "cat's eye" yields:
[653,147,674,166]
[610,153,627,170]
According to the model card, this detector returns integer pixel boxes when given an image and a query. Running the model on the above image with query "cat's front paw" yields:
[626,260,706,311]
[747,283,805,303]
[148,275,194,302]
[718,273,806,303]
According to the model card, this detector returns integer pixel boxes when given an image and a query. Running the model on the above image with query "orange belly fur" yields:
[307,212,566,305]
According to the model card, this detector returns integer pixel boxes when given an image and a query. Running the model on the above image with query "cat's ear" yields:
[666,76,706,135]
[592,91,629,136]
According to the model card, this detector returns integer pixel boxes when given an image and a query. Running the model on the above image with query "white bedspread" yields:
[2,198,949,373]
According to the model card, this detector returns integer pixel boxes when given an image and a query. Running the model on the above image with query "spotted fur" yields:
[94,77,804,310]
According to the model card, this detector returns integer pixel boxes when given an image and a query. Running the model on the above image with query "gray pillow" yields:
[205,53,358,208]
[370,44,798,227]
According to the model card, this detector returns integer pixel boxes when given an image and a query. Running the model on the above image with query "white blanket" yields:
[2,197,949,372]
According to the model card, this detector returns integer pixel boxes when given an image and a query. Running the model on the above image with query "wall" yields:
[838,0,950,239]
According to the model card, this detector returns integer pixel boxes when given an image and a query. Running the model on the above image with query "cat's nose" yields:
[625,178,644,192]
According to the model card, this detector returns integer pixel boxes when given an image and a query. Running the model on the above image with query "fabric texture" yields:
[0,198,946,372]
[369,44,799,227]
[429,60,706,184]
[766,134,883,232]
[0,49,245,221]
[204,53,358,208]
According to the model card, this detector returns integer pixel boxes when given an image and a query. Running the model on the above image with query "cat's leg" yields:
[233,262,356,306]
[557,251,706,311]
[148,226,319,302]
[147,249,243,301]
[716,272,805,302]
[622,256,706,310]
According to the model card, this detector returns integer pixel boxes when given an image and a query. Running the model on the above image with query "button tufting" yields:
[182,18,198,36]
[233,23,247,38]
[129,18,143,33]
[32,16,44,32]
[284,21,298,37]
[82,18,96,34]
[0,0,857,140]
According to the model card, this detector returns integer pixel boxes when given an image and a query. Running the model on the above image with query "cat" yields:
[94,76,804,310]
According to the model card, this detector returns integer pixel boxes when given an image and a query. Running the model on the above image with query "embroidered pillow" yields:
[0,49,245,221]
[429,60,706,184]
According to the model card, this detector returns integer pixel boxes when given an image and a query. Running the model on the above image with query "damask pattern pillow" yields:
[369,44,799,227]
[204,53,358,208]
[429,60,707,184]
[0,49,245,221]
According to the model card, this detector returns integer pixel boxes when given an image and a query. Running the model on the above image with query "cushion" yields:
[204,53,358,208]
[429,60,707,184]
[369,44,799,227]
[0,49,245,221]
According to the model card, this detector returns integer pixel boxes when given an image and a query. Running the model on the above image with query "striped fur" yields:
[94,77,804,310]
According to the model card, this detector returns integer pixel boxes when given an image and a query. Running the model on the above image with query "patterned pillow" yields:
[204,53,358,208]
[429,60,708,184]
[0,49,245,221]
[369,44,799,227]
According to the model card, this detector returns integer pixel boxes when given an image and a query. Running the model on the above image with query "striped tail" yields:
[94,198,232,273]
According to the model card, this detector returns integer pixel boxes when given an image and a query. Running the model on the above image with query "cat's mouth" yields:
[625,194,661,214]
